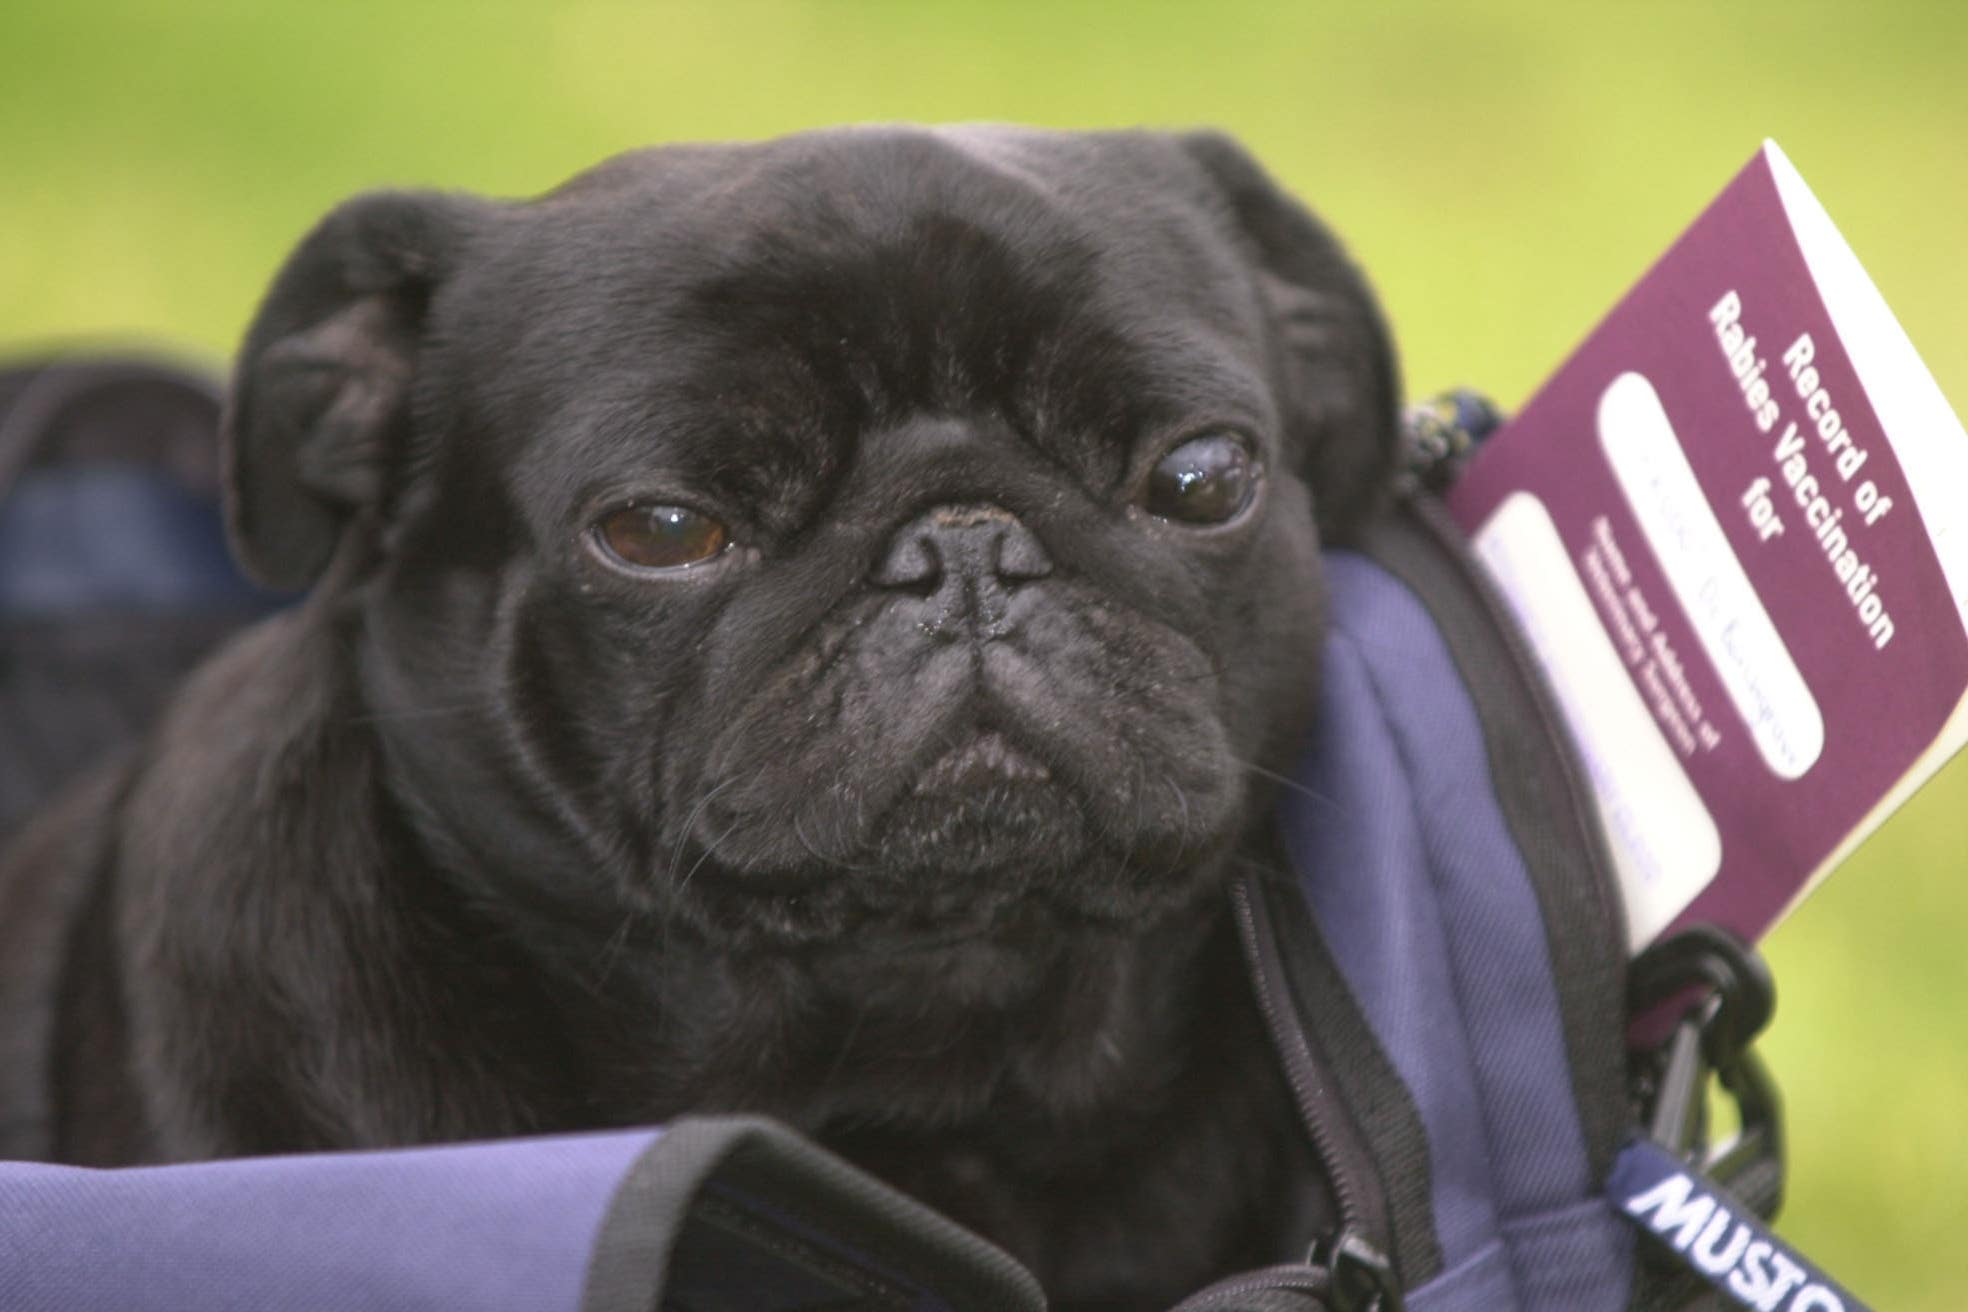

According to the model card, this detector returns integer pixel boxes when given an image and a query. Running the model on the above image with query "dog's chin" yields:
[868,731,1086,879]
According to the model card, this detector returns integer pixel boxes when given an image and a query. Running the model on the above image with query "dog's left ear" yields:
[222,190,488,589]
[1180,132,1401,542]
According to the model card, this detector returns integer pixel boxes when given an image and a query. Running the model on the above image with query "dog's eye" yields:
[592,503,729,571]
[1142,434,1259,525]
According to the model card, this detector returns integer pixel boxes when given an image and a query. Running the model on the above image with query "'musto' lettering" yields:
[1624,1167,1845,1311]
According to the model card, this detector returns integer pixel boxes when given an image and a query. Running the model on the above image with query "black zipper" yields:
[1222,491,1631,1311]
[1166,1261,1334,1310]
[1398,494,1634,1178]
[1231,876,1400,1312]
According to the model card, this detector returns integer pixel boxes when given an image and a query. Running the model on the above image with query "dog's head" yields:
[222,126,1397,971]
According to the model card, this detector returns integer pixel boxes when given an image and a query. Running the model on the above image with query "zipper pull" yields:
[1310,1228,1402,1312]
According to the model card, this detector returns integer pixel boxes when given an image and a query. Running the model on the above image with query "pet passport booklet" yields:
[1446,140,1968,953]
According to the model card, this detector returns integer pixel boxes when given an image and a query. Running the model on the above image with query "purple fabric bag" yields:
[0,1116,1043,1312]
[1,361,1750,1309]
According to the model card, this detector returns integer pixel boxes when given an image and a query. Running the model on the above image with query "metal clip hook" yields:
[1628,925,1786,1218]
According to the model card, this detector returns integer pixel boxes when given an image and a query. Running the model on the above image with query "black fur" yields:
[0,125,1399,1309]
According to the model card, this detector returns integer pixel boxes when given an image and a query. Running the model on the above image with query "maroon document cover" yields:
[1447,142,1968,951]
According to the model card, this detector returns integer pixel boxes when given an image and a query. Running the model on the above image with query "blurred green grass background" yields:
[3,1,1963,1304]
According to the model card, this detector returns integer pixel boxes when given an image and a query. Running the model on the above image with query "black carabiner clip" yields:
[1629,923,1776,1055]
[1628,925,1785,1219]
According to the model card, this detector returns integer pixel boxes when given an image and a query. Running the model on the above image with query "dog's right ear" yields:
[1177,132,1401,545]
[223,191,485,589]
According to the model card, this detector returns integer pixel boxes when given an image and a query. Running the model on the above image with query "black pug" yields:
[0,126,1398,1309]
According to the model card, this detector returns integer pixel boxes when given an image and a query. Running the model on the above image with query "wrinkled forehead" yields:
[430,128,1277,518]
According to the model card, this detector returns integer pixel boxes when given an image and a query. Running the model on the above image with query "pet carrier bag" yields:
[0,360,1805,1311]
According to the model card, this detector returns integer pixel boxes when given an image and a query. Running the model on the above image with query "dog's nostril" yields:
[872,531,943,592]
[993,523,1051,584]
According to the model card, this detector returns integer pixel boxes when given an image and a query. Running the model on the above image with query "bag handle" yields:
[0,350,222,497]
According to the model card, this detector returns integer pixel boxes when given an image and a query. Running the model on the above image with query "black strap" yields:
[582,1116,1045,1312]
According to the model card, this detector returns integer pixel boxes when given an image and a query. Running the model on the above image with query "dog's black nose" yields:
[872,504,1051,627]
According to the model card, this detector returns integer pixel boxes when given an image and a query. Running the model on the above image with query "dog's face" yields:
[223,126,1396,978]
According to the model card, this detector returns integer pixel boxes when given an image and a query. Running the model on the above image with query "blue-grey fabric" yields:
[0,1129,661,1312]
[0,466,272,615]
[1280,552,1634,1311]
